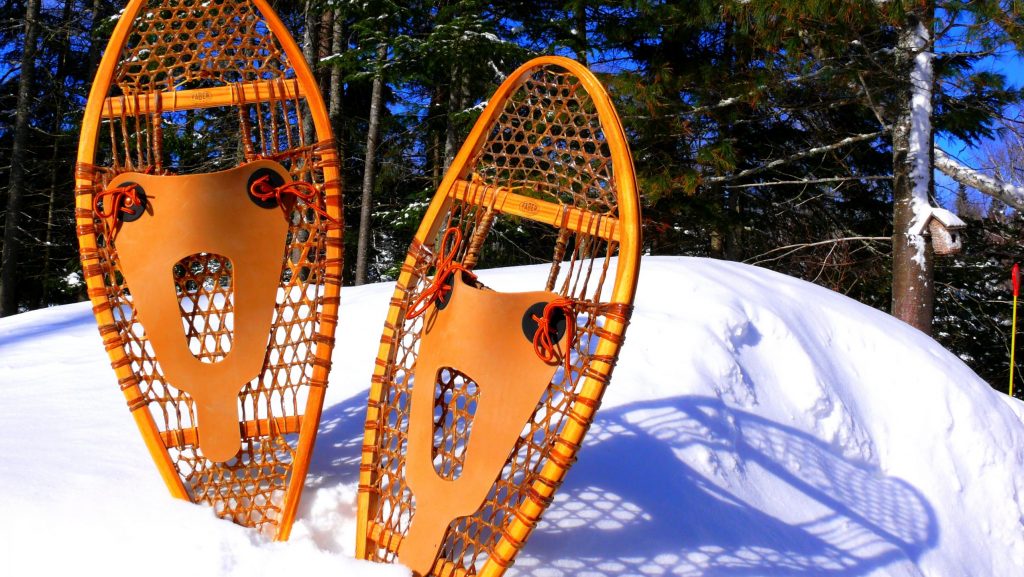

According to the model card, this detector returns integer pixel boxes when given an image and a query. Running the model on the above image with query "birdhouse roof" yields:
[909,207,967,236]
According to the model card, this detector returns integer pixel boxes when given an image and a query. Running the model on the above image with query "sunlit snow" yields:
[2,257,1022,576]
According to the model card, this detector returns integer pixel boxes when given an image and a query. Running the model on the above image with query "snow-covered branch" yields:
[683,66,833,117]
[724,175,890,189]
[934,148,1024,211]
[705,131,885,184]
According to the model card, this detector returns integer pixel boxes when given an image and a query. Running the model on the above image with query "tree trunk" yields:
[40,0,78,307]
[329,10,345,141]
[574,1,588,65]
[1,0,43,316]
[710,19,735,261]
[354,44,387,285]
[430,84,445,190]
[319,8,333,89]
[443,62,462,172]
[301,0,319,144]
[329,7,346,206]
[725,189,743,260]
[87,0,107,78]
[891,10,936,334]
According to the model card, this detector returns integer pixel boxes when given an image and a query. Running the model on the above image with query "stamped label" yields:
[519,200,539,215]
[191,90,213,102]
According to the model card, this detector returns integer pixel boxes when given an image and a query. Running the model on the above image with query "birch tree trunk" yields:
[891,10,936,334]
[354,44,387,285]
[1,0,43,316]
[934,148,1024,210]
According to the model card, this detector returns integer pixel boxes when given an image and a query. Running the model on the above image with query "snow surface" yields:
[2,256,1023,576]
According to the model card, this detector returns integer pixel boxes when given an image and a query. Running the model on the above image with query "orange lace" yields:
[249,175,338,223]
[406,227,477,320]
[93,184,147,242]
[532,297,576,378]
[407,226,577,373]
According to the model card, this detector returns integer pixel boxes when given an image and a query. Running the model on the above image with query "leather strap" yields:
[399,273,569,573]
[109,160,291,462]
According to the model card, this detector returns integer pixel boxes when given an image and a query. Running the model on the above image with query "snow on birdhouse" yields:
[909,206,967,256]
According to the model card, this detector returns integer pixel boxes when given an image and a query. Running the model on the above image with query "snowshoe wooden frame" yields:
[74,0,341,540]
[357,56,641,576]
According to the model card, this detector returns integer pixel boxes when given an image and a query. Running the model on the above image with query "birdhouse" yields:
[909,207,967,256]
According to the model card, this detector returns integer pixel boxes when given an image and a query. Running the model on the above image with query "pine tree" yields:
[888,0,1023,333]
[1,0,42,316]
[38,0,78,307]
[933,212,1024,397]
[600,0,896,301]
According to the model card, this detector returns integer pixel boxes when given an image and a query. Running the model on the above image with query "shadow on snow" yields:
[306,393,938,577]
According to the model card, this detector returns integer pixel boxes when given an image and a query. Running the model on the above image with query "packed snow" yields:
[2,256,1022,576]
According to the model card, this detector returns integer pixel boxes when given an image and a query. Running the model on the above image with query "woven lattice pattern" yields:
[432,368,480,481]
[79,152,333,532]
[362,61,633,574]
[116,0,287,93]
[476,66,617,215]
[101,0,311,175]
[175,253,234,363]
[75,0,341,537]
[184,432,293,527]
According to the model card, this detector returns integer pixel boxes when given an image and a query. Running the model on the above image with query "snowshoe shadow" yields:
[296,387,938,576]
[304,389,371,487]
[515,395,937,577]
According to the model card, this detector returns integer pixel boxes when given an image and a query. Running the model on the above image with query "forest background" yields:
[2,0,1024,397]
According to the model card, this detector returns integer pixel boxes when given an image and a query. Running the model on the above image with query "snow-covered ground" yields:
[2,256,1022,576]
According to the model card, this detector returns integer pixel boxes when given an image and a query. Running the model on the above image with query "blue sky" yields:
[934,47,1024,211]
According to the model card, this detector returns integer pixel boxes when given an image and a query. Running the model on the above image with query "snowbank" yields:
[1,256,1021,576]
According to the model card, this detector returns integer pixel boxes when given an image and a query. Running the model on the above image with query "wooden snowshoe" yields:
[357,56,641,576]
[74,0,342,540]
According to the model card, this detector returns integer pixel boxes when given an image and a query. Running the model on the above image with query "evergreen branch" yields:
[705,131,886,184]
[682,66,834,116]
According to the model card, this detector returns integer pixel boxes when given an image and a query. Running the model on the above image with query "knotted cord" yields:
[249,174,338,223]
[406,227,477,320]
[532,297,577,378]
[93,183,147,242]
[407,227,578,373]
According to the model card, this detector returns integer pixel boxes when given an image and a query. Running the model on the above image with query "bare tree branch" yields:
[746,236,890,266]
